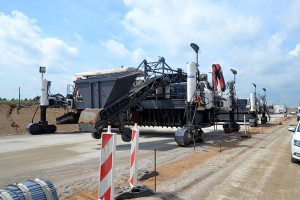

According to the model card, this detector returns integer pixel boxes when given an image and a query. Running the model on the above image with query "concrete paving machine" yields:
[28,43,269,146]
[53,43,252,146]
[174,44,244,146]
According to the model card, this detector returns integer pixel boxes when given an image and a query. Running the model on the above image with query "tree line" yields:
[0,96,40,105]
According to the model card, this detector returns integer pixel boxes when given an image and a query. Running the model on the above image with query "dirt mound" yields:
[0,104,79,135]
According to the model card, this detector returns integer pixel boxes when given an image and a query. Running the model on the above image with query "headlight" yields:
[294,140,300,147]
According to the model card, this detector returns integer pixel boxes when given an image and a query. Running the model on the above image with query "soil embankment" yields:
[0,104,79,135]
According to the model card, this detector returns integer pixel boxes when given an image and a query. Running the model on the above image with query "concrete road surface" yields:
[1,114,298,199]
[0,126,182,197]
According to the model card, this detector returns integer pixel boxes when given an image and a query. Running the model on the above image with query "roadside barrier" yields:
[0,178,59,200]
[130,124,139,188]
[99,124,154,199]
[98,126,116,200]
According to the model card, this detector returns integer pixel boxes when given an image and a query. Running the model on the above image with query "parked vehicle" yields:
[296,106,300,121]
[288,122,300,163]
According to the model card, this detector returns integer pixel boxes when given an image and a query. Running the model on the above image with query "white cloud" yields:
[0,10,78,72]
[226,31,300,106]
[289,44,300,57]
[282,1,300,34]
[120,0,300,107]
[101,39,146,63]
[122,0,262,56]
[0,10,78,99]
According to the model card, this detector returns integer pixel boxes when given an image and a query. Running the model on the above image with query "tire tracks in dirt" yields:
[146,123,291,199]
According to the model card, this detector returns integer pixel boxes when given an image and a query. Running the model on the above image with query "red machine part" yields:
[195,97,200,106]
[73,77,82,96]
[212,64,226,92]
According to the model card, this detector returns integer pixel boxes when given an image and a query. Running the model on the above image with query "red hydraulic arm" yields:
[212,64,226,92]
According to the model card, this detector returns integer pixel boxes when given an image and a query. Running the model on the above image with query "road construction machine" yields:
[248,87,270,127]
[27,43,269,146]
[55,43,248,146]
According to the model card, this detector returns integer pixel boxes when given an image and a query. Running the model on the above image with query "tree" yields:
[0,97,8,101]
[33,96,40,101]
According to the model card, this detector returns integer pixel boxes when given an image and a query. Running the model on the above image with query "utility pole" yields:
[17,87,20,114]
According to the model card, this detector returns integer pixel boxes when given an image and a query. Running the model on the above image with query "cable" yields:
[32,105,39,123]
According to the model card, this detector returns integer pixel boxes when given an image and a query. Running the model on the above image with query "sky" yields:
[0,0,299,107]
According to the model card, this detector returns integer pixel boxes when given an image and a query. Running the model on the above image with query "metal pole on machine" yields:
[189,43,199,148]
[174,43,201,147]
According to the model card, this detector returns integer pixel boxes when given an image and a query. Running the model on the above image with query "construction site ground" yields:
[0,105,299,199]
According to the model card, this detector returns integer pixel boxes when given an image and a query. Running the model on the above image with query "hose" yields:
[32,105,40,123]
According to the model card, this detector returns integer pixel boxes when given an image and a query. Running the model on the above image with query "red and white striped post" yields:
[130,123,139,188]
[99,126,116,200]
